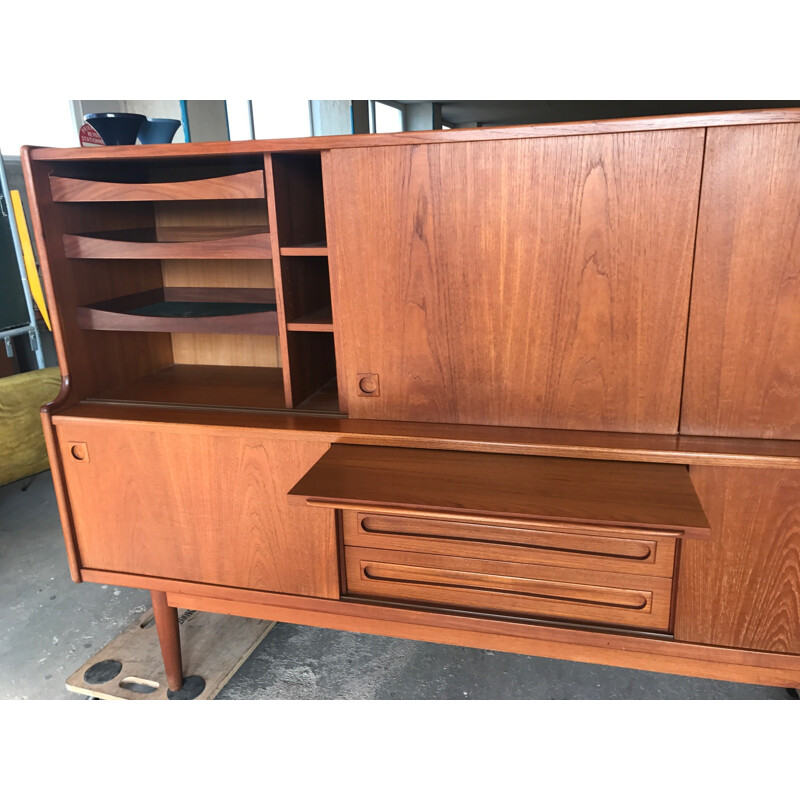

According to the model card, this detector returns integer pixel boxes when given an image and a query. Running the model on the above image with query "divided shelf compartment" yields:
[266,152,339,410]
[45,152,342,415]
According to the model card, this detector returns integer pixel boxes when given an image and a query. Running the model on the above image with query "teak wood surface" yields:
[49,169,266,202]
[325,130,704,432]
[56,422,338,598]
[342,511,678,578]
[63,225,272,260]
[344,547,673,631]
[52,403,800,469]
[681,122,800,439]
[22,109,800,690]
[289,444,711,536]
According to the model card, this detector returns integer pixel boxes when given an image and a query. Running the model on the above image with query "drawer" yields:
[342,511,677,578]
[344,547,673,632]
[49,170,266,202]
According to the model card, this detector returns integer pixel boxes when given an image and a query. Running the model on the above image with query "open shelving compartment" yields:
[49,154,342,415]
[265,151,341,412]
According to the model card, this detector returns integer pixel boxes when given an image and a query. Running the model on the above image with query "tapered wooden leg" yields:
[151,590,183,692]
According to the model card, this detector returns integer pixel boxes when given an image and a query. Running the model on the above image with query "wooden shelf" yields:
[289,445,712,537]
[64,225,271,260]
[91,364,288,410]
[89,363,341,414]
[296,378,340,414]
[77,287,279,334]
[286,306,333,332]
[280,243,328,256]
[50,170,266,202]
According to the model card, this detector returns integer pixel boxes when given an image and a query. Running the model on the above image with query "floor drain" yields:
[83,659,122,684]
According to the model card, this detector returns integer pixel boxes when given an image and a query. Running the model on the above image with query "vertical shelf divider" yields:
[320,150,349,415]
[263,154,295,407]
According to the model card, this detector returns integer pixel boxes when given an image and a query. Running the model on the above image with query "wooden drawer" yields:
[342,511,677,578]
[344,547,673,631]
[49,170,266,202]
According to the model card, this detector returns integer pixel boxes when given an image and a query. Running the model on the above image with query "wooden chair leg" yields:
[151,590,184,692]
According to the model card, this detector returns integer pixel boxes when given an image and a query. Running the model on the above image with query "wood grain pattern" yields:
[156,197,279,370]
[342,511,677,578]
[68,566,800,686]
[167,588,800,686]
[325,131,704,432]
[344,547,673,631]
[63,225,271,260]
[56,422,338,598]
[21,149,173,403]
[76,287,280,335]
[264,153,338,407]
[675,467,800,654]
[28,108,800,162]
[682,123,800,438]
[52,404,800,468]
[151,590,183,691]
[289,445,711,536]
[91,364,287,410]
[285,307,333,331]
[49,170,266,202]
[170,333,279,368]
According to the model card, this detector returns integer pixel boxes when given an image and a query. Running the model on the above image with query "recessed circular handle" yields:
[358,375,379,395]
[70,443,87,461]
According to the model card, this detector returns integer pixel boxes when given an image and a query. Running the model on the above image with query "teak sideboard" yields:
[22,109,800,693]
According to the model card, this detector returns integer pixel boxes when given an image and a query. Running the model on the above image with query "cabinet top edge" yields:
[25,108,800,162]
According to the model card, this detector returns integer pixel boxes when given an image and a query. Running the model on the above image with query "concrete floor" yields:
[0,472,792,700]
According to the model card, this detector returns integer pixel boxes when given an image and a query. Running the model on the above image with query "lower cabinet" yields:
[55,420,338,598]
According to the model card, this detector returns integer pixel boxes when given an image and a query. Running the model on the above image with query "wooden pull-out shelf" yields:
[76,287,279,335]
[63,225,271,260]
[50,170,266,202]
[289,445,711,538]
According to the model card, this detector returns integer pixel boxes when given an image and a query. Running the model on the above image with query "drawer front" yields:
[342,511,677,578]
[345,547,673,631]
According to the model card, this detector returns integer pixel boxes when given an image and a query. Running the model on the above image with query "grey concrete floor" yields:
[0,471,792,700]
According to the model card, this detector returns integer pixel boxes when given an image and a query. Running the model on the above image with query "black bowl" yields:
[84,112,146,145]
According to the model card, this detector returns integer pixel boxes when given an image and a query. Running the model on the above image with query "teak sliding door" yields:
[681,122,800,439]
[324,130,705,432]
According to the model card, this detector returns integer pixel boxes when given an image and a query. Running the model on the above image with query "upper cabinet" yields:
[324,129,705,433]
[681,123,800,439]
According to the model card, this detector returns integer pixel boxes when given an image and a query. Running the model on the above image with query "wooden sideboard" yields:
[22,108,800,694]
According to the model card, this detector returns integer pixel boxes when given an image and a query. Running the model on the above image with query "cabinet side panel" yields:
[681,123,800,438]
[56,422,338,598]
[675,466,800,653]
[325,131,704,432]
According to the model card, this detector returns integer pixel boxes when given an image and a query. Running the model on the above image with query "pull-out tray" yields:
[288,445,711,538]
